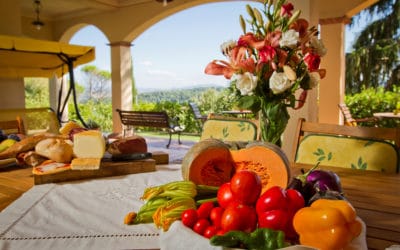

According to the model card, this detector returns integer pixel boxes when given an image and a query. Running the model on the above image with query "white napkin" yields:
[160,217,367,250]
[159,221,222,250]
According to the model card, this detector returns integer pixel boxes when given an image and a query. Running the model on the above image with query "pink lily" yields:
[304,52,321,71]
[294,89,308,110]
[204,60,235,79]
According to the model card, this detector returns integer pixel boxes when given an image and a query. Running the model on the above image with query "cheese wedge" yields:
[71,158,101,170]
[73,130,105,158]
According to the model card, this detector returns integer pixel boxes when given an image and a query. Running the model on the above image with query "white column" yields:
[319,17,349,124]
[109,41,133,133]
[49,75,68,124]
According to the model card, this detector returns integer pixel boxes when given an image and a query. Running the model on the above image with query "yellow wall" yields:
[319,20,347,124]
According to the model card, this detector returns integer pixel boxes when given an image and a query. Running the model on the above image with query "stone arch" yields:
[121,0,260,42]
[58,23,110,44]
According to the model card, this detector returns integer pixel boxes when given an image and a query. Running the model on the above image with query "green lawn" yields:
[136,131,200,142]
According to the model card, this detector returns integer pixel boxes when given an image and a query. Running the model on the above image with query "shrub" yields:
[345,87,399,128]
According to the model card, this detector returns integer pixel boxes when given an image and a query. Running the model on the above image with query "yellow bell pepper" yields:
[293,199,362,250]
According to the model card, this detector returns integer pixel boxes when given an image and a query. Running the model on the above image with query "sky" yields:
[69,1,363,91]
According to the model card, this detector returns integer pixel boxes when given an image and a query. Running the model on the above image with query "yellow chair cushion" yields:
[295,134,399,173]
[200,119,257,142]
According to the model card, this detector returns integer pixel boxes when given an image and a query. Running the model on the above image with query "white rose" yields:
[269,71,292,94]
[310,37,327,57]
[233,72,258,96]
[308,71,321,88]
[279,29,299,48]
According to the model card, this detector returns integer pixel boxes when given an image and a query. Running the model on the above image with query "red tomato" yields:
[193,218,210,235]
[209,206,224,228]
[216,229,226,236]
[197,201,214,219]
[256,186,288,214]
[257,209,289,231]
[203,225,218,239]
[286,189,305,211]
[220,203,257,233]
[217,182,235,208]
[230,170,262,205]
[181,208,198,228]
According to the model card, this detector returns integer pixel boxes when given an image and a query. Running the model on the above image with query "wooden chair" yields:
[189,102,208,131]
[0,117,25,135]
[0,108,59,135]
[292,118,400,173]
[338,104,379,126]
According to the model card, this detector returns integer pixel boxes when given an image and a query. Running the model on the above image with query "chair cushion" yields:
[200,119,257,142]
[295,134,399,173]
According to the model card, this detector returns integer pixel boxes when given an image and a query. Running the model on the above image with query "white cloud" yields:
[139,60,153,66]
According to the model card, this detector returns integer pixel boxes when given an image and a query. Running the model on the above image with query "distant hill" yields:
[137,86,226,103]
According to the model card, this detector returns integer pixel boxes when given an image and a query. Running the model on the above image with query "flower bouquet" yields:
[205,0,327,146]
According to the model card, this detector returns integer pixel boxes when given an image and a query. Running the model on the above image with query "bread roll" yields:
[107,135,147,155]
[35,138,73,163]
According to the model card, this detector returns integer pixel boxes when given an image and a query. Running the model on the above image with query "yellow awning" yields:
[0,35,95,78]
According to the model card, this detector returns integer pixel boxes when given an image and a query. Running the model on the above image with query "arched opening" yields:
[129,1,263,91]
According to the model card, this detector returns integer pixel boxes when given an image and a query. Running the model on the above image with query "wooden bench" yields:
[116,109,184,148]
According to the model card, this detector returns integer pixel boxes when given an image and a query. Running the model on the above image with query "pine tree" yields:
[345,0,399,94]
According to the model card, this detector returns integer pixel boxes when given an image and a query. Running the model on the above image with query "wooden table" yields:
[292,164,400,250]
[373,112,400,119]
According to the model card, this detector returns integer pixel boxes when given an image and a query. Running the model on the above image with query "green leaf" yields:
[237,96,261,112]
[327,152,333,161]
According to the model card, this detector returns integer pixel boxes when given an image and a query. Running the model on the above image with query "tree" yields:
[25,78,49,107]
[345,0,399,94]
[80,65,111,102]
[130,58,138,105]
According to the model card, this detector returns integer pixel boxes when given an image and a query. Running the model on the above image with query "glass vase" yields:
[259,100,290,147]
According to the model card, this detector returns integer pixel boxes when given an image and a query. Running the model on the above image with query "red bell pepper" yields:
[255,186,305,239]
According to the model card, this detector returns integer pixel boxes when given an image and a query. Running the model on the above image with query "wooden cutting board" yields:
[151,151,169,164]
[34,158,156,185]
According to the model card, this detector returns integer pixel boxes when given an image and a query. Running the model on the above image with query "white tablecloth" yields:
[0,164,182,250]
[0,163,369,250]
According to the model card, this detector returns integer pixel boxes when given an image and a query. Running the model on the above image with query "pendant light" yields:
[32,0,44,30]
[156,0,173,7]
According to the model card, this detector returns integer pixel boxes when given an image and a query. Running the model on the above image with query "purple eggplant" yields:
[308,189,346,205]
[306,169,342,193]
[287,163,320,203]
[287,163,343,204]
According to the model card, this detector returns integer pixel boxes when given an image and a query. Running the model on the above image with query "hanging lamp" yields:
[32,0,44,30]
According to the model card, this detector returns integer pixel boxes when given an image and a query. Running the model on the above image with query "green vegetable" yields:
[210,228,290,250]
[126,181,219,229]
[133,196,170,224]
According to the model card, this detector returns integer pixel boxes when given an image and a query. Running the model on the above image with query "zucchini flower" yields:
[152,196,196,231]
[141,181,197,200]
[134,196,170,224]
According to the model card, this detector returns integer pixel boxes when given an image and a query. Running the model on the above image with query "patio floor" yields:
[144,136,198,164]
